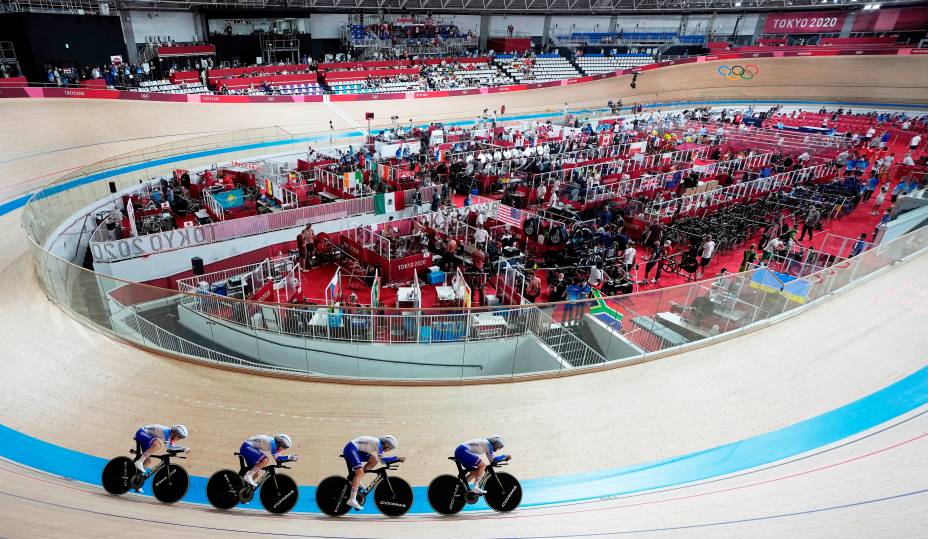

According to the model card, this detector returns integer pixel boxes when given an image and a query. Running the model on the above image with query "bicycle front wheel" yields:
[484,472,522,512]
[373,476,413,517]
[260,473,299,514]
[152,464,189,504]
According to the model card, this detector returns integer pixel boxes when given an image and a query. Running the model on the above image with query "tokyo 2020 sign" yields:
[763,11,847,34]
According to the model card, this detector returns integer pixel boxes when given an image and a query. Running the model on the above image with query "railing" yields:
[532,146,711,187]
[21,112,928,382]
[531,306,606,367]
[647,162,837,217]
[583,152,774,205]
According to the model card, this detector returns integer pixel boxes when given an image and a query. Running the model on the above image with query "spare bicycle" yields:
[315,455,413,517]
[205,452,299,514]
[101,440,189,504]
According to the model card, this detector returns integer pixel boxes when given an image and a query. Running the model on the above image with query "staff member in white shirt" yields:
[910,134,922,151]
[473,226,489,250]
[696,235,716,279]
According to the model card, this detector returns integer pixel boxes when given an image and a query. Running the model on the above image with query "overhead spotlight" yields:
[735,1,741,5]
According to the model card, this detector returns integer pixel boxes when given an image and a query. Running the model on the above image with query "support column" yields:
[608,14,618,34]
[479,14,491,51]
[120,12,139,63]
[543,15,552,48]
[751,13,767,42]
[839,12,856,37]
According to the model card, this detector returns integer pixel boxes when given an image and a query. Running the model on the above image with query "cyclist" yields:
[133,424,188,474]
[240,434,297,489]
[454,435,510,495]
[344,435,404,510]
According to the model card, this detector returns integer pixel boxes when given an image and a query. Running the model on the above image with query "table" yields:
[435,286,458,302]
[396,287,419,307]
[655,312,711,341]
[472,313,508,337]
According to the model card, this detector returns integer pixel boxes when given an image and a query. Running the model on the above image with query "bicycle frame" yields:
[235,453,286,488]
[343,458,399,497]
[130,440,172,478]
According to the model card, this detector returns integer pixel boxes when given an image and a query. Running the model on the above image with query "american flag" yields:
[495,204,524,227]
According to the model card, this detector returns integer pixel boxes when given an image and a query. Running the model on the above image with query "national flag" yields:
[749,268,810,304]
[462,282,472,309]
[325,267,341,305]
[370,270,381,308]
[343,171,362,190]
[378,163,390,181]
[265,178,274,198]
[374,191,406,214]
[494,204,523,227]
[434,148,446,162]
[590,288,623,330]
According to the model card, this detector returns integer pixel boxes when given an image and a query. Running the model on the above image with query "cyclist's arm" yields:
[381,455,399,464]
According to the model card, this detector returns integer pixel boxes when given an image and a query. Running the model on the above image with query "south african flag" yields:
[589,289,623,331]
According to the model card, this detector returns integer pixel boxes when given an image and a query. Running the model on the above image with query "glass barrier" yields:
[20,112,928,383]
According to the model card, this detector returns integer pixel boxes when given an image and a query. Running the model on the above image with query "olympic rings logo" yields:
[717,65,759,81]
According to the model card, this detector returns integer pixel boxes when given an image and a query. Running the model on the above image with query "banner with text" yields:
[763,11,847,34]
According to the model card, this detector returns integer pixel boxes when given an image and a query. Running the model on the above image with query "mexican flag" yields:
[370,270,381,308]
[374,191,405,214]
[343,171,362,190]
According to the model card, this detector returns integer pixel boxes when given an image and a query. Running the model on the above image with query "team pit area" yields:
[40,102,928,381]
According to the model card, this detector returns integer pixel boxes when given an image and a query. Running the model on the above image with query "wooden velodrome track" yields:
[1,56,927,537]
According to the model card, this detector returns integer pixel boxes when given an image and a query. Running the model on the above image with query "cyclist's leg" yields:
[455,445,484,492]
[344,443,368,507]
[133,429,161,472]
[240,443,269,487]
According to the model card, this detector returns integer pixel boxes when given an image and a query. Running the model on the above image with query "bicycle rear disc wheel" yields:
[101,457,135,495]
[484,472,522,512]
[206,470,242,510]
[315,475,352,516]
[152,464,189,504]
[427,474,467,515]
[373,476,413,517]
[260,473,299,514]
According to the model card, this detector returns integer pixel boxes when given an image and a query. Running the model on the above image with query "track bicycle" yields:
[101,440,189,504]
[315,455,413,517]
[205,452,299,514]
[427,456,522,515]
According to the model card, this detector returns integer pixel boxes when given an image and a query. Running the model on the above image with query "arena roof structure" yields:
[1,0,923,15]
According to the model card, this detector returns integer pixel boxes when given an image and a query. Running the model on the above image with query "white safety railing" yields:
[648,162,838,218]
[584,152,774,205]
[203,189,226,221]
